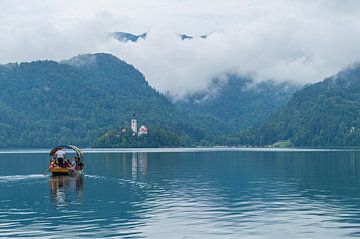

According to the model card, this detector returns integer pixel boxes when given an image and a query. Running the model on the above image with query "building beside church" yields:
[138,124,148,135]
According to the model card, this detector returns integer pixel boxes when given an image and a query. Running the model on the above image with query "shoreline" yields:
[0,147,356,154]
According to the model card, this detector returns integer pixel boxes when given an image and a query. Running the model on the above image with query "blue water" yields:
[1,148,360,238]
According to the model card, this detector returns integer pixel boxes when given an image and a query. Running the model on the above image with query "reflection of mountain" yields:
[87,151,360,237]
[93,150,360,206]
[3,151,360,237]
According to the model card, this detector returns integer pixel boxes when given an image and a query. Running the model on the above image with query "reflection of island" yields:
[49,176,84,205]
[131,152,148,180]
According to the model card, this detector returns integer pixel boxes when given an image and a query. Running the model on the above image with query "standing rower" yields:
[55,148,66,167]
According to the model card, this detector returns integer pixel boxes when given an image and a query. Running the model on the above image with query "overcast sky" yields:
[1,0,360,99]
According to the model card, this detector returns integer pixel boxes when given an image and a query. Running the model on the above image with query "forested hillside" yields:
[0,53,299,148]
[0,53,220,147]
[238,65,360,147]
[177,76,298,129]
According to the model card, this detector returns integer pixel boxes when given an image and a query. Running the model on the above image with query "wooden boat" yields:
[49,145,84,176]
[49,167,84,176]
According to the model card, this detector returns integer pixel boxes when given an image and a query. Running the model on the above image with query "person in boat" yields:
[71,157,77,168]
[49,159,56,169]
[74,157,84,170]
[64,159,72,168]
[49,153,57,168]
[55,148,66,168]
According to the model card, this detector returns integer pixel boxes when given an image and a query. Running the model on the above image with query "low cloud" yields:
[1,0,360,99]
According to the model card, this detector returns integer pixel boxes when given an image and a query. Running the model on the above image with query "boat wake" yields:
[84,174,107,180]
[0,174,48,183]
[85,174,151,188]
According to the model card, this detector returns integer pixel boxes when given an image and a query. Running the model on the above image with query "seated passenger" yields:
[49,159,56,169]
[74,157,84,170]
[64,159,71,168]
[71,157,77,168]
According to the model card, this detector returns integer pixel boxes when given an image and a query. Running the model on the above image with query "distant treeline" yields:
[94,127,188,148]
[2,52,360,148]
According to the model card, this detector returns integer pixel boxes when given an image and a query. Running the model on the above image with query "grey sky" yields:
[1,0,360,99]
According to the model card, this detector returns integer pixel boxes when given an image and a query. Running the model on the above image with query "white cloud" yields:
[1,0,360,99]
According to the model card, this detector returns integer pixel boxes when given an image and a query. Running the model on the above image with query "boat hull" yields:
[51,171,69,176]
[50,167,83,176]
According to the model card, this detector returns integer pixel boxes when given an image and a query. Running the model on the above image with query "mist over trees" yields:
[236,65,360,147]
[0,53,300,148]
[2,53,359,148]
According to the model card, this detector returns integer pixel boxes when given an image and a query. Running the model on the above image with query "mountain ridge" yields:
[0,53,299,148]
[0,53,193,147]
[111,31,209,42]
[177,75,299,129]
[238,64,360,147]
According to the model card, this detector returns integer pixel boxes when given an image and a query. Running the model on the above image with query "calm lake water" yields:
[1,148,360,238]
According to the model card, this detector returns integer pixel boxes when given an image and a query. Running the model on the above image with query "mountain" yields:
[0,53,301,148]
[240,64,360,147]
[0,53,217,148]
[111,32,147,43]
[178,34,208,40]
[177,76,299,130]
[111,32,208,42]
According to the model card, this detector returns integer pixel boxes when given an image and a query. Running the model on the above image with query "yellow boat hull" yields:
[50,167,82,176]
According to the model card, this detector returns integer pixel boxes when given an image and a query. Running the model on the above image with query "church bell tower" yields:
[131,113,138,135]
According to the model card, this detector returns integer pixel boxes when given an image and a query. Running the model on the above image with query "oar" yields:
[71,167,80,176]
[43,168,49,175]
[65,160,79,176]
[67,164,80,176]
[43,161,50,175]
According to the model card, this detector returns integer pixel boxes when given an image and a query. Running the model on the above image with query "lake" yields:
[1,148,360,238]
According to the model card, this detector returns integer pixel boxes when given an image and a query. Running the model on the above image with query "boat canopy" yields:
[50,145,84,161]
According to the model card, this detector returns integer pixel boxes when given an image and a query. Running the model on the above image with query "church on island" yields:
[124,113,148,136]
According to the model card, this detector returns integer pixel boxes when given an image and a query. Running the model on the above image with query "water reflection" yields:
[49,176,84,205]
[3,150,360,238]
[131,152,148,180]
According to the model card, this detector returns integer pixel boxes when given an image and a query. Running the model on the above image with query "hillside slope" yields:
[240,65,360,146]
[0,53,214,147]
[177,76,298,129]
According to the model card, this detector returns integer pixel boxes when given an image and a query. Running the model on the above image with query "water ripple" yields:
[2,151,360,238]
[0,174,47,183]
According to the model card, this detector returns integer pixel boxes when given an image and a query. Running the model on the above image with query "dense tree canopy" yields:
[0,53,298,148]
[177,75,298,129]
[237,65,360,147]
[0,54,210,147]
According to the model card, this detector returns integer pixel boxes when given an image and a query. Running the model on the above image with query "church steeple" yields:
[131,113,138,135]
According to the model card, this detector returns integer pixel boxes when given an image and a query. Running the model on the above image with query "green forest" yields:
[95,127,188,148]
[1,53,360,148]
[236,66,360,147]
[0,53,297,148]
[0,54,222,148]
